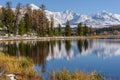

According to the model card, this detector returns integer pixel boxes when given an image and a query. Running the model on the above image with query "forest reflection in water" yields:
[0,40,89,71]
[0,39,120,79]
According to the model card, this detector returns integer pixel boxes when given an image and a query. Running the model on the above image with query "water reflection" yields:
[0,39,120,79]
[65,40,71,56]
[0,41,49,74]
[77,40,83,53]
[1,39,120,63]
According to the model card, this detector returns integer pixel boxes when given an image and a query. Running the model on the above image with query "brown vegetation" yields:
[50,70,104,80]
[0,52,42,80]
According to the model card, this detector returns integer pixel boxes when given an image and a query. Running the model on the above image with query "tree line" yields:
[0,1,89,37]
[0,2,49,36]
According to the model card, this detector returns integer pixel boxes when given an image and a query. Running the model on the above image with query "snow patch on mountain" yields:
[1,4,120,28]
[29,4,39,10]
[45,9,120,28]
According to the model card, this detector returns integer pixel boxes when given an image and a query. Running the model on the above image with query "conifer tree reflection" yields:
[13,42,19,56]
[77,40,83,54]
[25,42,31,57]
[31,41,49,73]
[58,40,62,52]
[2,42,8,54]
[7,42,18,56]
[7,42,12,55]
[1,41,50,73]
[84,39,89,51]
[19,41,25,56]
[65,40,71,56]
[50,41,55,59]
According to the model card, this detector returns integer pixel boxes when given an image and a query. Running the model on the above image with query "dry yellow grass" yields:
[50,70,104,80]
[0,52,35,75]
[0,52,43,80]
[0,52,104,80]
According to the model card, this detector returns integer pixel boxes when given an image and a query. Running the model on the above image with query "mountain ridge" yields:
[46,9,120,28]
[1,4,120,28]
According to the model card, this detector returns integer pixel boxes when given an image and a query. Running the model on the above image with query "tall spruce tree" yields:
[24,13,30,35]
[46,21,50,36]
[19,19,25,36]
[65,20,71,36]
[77,23,83,36]
[14,3,22,35]
[39,4,48,36]
[50,15,55,36]
[83,24,89,36]
[1,7,6,26]
[58,24,62,36]
[3,1,14,36]
[1,7,6,35]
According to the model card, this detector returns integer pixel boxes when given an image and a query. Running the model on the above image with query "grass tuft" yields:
[50,70,104,80]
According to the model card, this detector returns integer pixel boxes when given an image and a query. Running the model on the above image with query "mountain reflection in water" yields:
[0,39,120,79]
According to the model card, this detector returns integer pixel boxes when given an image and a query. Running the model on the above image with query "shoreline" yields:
[0,36,100,41]
[0,35,120,41]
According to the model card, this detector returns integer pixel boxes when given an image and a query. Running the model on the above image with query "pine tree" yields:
[14,3,22,35]
[24,13,30,35]
[58,24,62,36]
[5,1,14,36]
[77,23,83,36]
[1,2,15,36]
[50,15,55,36]
[48,27,53,36]
[35,8,48,36]
[1,7,6,26]
[32,10,41,35]
[37,4,48,36]
[46,21,50,36]
[25,4,33,34]
[1,7,6,35]
[83,24,89,36]
[19,19,25,36]
[65,20,71,36]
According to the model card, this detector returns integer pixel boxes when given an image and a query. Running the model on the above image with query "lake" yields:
[0,39,120,80]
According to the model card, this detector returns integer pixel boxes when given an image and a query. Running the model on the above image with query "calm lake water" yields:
[0,39,120,80]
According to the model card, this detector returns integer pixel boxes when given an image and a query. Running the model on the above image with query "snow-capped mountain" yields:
[27,4,120,27]
[1,4,120,28]
[91,11,120,27]
[45,8,120,28]
[29,4,39,10]
[46,10,120,28]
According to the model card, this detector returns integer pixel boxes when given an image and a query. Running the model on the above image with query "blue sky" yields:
[0,0,120,14]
